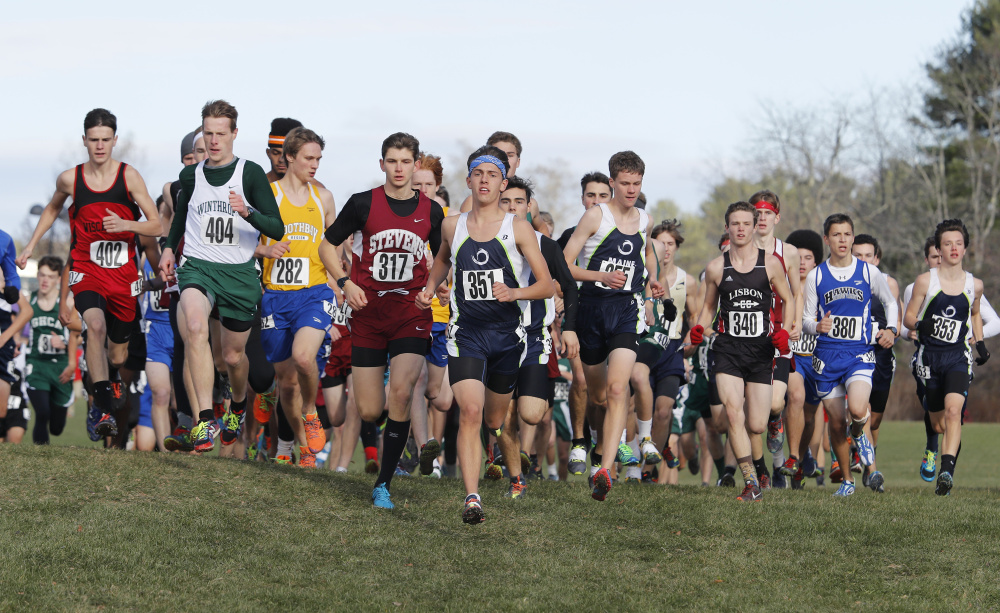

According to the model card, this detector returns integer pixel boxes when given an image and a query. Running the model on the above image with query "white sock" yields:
[277,439,293,458]
[335,466,348,473]
[637,419,652,441]
[773,449,786,470]
[628,439,640,455]
[547,463,557,477]
[619,429,627,445]
[589,427,598,445]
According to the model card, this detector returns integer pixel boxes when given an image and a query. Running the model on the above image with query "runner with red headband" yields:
[749,190,802,489]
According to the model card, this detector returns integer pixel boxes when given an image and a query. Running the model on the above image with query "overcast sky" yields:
[2,1,972,238]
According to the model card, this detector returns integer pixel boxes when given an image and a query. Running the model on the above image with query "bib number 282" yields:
[270,257,307,286]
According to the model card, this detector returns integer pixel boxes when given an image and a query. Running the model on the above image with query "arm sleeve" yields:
[0,232,21,290]
[541,236,577,332]
[323,194,368,247]
[165,168,194,250]
[243,163,284,241]
[428,201,445,256]
[900,283,914,338]
[869,264,898,330]
[981,295,1000,338]
[802,269,820,336]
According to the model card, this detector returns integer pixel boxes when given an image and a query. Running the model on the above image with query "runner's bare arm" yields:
[685,273,699,329]
[766,253,794,332]
[0,293,32,347]
[18,170,73,268]
[694,256,723,330]
[117,165,162,237]
[416,216,456,309]
[784,244,803,339]
[562,206,621,287]
[645,218,667,300]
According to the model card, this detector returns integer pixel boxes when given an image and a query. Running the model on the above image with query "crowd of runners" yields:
[0,102,993,524]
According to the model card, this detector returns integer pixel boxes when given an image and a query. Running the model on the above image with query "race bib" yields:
[463,269,503,301]
[331,302,350,327]
[930,315,962,344]
[371,252,415,283]
[37,333,65,355]
[446,323,459,341]
[811,355,826,375]
[542,336,553,355]
[791,333,817,356]
[651,331,670,348]
[554,381,569,402]
[90,241,128,268]
[596,260,635,290]
[727,311,764,338]
[130,279,143,297]
[270,257,308,287]
[202,215,237,246]
[260,314,276,330]
[7,395,20,410]
[828,315,863,341]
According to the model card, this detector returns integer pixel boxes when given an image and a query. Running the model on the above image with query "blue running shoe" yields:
[833,481,855,497]
[94,413,118,438]
[854,432,875,467]
[935,471,953,497]
[616,443,640,467]
[771,470,787,489]
[920,450,936,482]
[86,404,102,442]
[802,450,820,478]
[868,470,885,493]
[395,463,412,477]
[372,483,394,509]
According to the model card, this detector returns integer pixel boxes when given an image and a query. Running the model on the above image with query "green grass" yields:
[3,403,1000,611]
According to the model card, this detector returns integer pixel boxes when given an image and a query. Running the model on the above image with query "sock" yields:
[924,412,939,452]
[738,456,758,487]
[177,412,192,430]
[198,409,214,424]
[589,427,598,444]
[547,463,557,477]
[364,446,378,462]
[772,448,786,470]
[636,419,652,441]
[230,397,247,415]
[955,442,962,461]
[277,438,293,458]
[375,418,411,488]
[590,450,602,467]
[619,429,627,445]
[713,456,725,476]
[94,381,112,414]
[360,420,379,448]
[753,457,769,480]
[940,454,956,476]
[109,366,120,382]
[335,466,348,473]
[571,437,587,449]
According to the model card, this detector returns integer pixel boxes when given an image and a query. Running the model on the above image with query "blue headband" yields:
[468,155,507,179]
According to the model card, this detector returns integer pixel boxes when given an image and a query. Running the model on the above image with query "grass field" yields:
[2,402,1000,612]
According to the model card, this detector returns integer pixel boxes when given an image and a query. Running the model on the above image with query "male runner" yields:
[802,214,898,496]
[416,146,553,523]
[258,127,338,467]
[160,100,285,453]
[26,256,79,444]
[496,175,578,498]
[458,132,543,230]
[904,219,987,496]
[563,151,668,502]
[18,108,162,436]
[0,256,32,423]
[322,132,444,509]
[691,201,794,501]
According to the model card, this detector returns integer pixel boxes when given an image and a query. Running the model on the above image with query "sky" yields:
[1,0,973,240]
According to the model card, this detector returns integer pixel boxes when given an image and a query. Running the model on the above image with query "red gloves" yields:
[690,325,704,346]
[772,329,789,354]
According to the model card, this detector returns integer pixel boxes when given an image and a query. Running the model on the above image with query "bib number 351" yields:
[463,269,503,301]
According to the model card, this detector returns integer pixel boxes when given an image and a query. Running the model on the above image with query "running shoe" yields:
[365,458,379,474]
[759,471,771,490]
[520,451,531,476]
[830,460,843,483]
[568,445,587,475]
[623,465,642,483]
[94,413,118,438]
[816,473,826,487]
[419,439,441,476]
[616,443,640,467]
[718,469,737,488]
[274,455,293,465]
[462,494,485,524]
[641,470,655,484]
[220,408,246,446]
[191,420,220,453]
[110,375,125,411]
[372,483,394,509]
[429,459,443,479]
[920,449,937,482]
[868,470,885,493]
[663,446,680,469]
[640,437,662,465]
[854,432,875,467]
[850,448,863,473]
[766,414,784,454]
[164,428,194,453]
[247,431,262,461]
[299,447,317,468]
[528,455,542,480]
[399,437,419,474]
[862,465,871,488]
[779,457,799,477]
[86,404,102,441]
[253,385,277,424]
[688,447,700,475]
[394,463,411,477]
[505,475,527,499]
[935,471,953,496]
[833,481,855,497]
[771,470,787,489]
[303,413,326,454]
[791,466,804,490]
[591,467,612,501]
[802,450,820,478]
[485,444,504,481]
[737,482,762,501]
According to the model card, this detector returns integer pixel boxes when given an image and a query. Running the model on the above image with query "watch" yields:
[337,276,350,289]
[886,326,897,336]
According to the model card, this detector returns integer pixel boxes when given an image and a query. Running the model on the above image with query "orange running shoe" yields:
[299,446,317,468]
[254,385,277,424]
[303,413,327,453]
[830,460,843,483]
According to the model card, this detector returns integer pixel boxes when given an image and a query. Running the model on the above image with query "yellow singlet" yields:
[262,182,328,291]
[431,205,450,323]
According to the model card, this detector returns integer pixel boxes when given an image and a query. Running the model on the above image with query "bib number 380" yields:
[728,311,763,338]
[463,269,503,301]
[371,252,415,283]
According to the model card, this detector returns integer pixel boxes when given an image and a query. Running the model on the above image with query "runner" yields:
[563,151,668,502]
[321,132,445,508]
[416,145,553,523]
[691,201,794,501]
[26,256,80,444]
[458,132,543,230]
[18,108,162,437]
[0,247,32,425]
[159,100,285,453]
[258,127,337,467]
[904,219,987,496]
[264,118,302,183]
[495,175,578,498]
[802,213,899,496]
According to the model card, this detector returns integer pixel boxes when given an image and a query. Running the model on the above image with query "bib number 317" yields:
[371,252,415,283]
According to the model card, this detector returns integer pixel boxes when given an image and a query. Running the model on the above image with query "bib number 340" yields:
[728,311,763,338]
